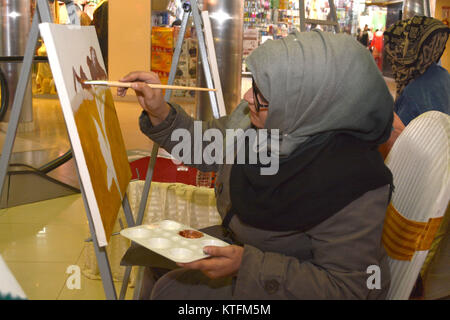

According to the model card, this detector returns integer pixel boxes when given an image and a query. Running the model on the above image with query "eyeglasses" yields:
[252,78,269,112]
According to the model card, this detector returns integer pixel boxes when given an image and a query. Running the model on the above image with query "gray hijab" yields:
[245,30,394,157]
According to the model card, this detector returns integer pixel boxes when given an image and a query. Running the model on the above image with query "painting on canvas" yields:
[39,23,131,246]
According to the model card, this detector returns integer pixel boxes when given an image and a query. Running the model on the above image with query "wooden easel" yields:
[0,0,136,300]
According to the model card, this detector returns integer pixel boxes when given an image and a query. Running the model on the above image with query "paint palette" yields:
[120,220,230,263]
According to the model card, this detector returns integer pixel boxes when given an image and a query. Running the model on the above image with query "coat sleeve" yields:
[139,101,251,173]
[233,185,391,299]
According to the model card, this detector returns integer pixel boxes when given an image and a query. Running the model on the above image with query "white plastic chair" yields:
[382,111,450,300]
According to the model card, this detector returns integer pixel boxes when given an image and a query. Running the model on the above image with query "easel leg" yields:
[164,7,191,101]
[190,1,221,119]
[119,265,132,300]
[136,143,160,225]
[117,194,135,300]
[81,187,118,300]
[125,142,159,299]
[122,194,136,228]
[0,10,41,196]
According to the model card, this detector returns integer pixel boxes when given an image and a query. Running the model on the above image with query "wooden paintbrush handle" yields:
[148,83,216,92]
[106,81,216,92]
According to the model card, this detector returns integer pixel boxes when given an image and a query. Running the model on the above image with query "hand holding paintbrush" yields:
[115,71,173,126]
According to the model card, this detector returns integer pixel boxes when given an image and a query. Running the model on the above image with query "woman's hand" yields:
[177,245,244,279]
[117,71,170,125]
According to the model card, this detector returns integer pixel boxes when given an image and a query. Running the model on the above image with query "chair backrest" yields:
[382,111,450,300]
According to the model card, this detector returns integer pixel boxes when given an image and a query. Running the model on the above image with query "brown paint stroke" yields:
[87,46,107,80]
[73,46,107,93]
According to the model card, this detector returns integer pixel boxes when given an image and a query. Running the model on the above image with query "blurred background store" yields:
[28,0,450,100]
[16,0,450,105]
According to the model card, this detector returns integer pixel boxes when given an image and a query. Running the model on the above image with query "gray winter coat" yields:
[139,101,391,299]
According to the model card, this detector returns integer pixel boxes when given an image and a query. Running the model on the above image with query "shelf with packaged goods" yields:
[151,25,199,102]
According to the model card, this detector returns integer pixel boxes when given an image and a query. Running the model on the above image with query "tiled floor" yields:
[0,93,153,299]
[0,76,397,300]
[0,194,123,299]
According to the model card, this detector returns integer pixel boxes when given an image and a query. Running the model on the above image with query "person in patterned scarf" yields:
[384,16,450,126]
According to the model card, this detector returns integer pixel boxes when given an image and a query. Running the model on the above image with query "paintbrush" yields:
[83,80,216,92]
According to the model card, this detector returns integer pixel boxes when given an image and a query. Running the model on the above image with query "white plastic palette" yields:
[120,220,229,263]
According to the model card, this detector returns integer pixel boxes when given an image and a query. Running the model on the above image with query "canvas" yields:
[39,23,131,247]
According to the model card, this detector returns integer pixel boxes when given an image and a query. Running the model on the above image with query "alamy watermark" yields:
[170,121,280,175]
[66,265,81,290]
[366,265,381,290]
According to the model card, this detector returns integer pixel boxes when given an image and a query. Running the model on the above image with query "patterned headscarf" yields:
[384,16,450,97]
